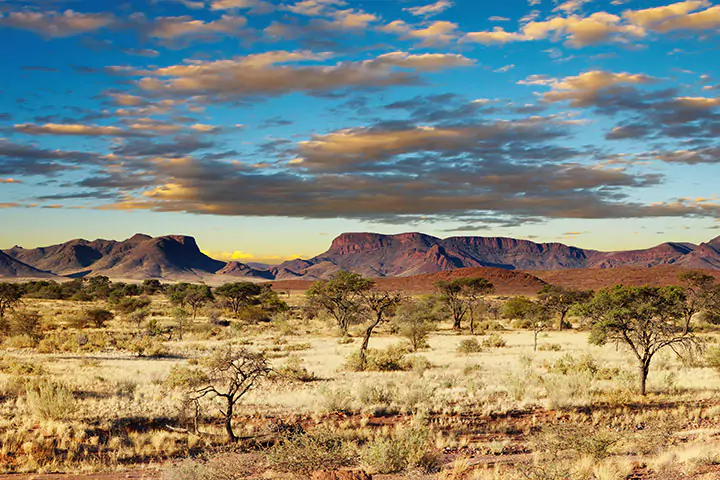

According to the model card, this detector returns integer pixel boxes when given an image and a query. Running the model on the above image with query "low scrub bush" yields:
[128,337,169,357]
[266,428,356,477]
[361,425,439,474]
[275,355,318,383]
[24,377,75,421]
[457,338,483,354]
[481,334,507,349]
[345,344,413,372]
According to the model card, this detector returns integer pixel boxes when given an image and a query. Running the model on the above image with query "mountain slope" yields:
[0,251,55,278]
[3,234,225,280]
[257,232,720,279]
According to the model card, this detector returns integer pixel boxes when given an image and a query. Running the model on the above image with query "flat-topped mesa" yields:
[4,231,720,280]
[328,232,439,255]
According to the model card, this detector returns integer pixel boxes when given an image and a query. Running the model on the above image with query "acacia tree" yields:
[582,285,697,395]
[462,278,495,335]
[357,287,405,370]
[173,307,190,341]
[678,271,720,326]
[394,298,441,351]
[215,282,263,318]
[0,283,22,320]
[190,347,271,442]
[537,285,592,330]
[306,271,372,335]
[527,301,553,352]
[436,279,468,330]
[185,285,213,320]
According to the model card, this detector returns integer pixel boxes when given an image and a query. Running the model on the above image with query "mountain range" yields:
[2,231,720,281]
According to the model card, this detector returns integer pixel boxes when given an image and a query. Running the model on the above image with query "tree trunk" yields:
[469,308,475,335]
[558,311,566,331]
[225,397,237,442]
[453,314,462,330]
[534,331,539,352]
[639,362,650,396]
[359,316,382,371]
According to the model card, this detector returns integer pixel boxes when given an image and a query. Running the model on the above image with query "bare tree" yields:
[357,288,405,370]
[190,347,271,442]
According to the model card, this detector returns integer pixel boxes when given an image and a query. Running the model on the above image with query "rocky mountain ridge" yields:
[3,232,720,281]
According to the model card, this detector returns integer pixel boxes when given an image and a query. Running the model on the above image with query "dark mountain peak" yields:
[218,261,274,280]
[127,233,153,243]
[708,235,720,249]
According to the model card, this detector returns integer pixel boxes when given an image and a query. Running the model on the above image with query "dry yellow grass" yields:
[0,295,719,478]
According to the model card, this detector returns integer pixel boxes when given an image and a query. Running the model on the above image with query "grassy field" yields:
[1,293,720,479]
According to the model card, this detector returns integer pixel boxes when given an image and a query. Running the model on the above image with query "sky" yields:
[0,0,719,263]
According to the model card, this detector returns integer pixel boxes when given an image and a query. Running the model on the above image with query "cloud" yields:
[14,123,153,137]
[0,10,115,38]
[0,178,22,184]
[292,117,572,170]
[623,0,720,33]
[494,64,515,73]
[464,1,720,48]
[520,70,657,107]
[403,1,454,18]
[284,0,346,17]
[148,14,247,41]
[209,0,275,14]
[466,12,645,47]
[0,140,101,176]
[654,147,720,164]
[381,20,459,45]
[94,150,703,224]
[121,50,472,102]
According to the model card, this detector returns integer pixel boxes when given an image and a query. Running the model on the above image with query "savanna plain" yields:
[1,273,720,480]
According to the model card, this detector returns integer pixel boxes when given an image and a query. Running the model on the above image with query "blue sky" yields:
[0,0,718,263]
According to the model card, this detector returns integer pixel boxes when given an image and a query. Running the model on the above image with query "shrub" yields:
[705,345,720,371]
[266,429,356,477]
[457,338,483,354]
[538,343,562,351]
[532,424,621,460]
[7,310,43,341]
[358,382,398,407]
[83,308,114,328]
[276,355,317,383]
[481,334,507,348]
[129,337,169,357]
[320,387,355,413]
[346,344,412,372]
[115,297,151,315]
[361,425,439,474]
[25,378,75,420]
